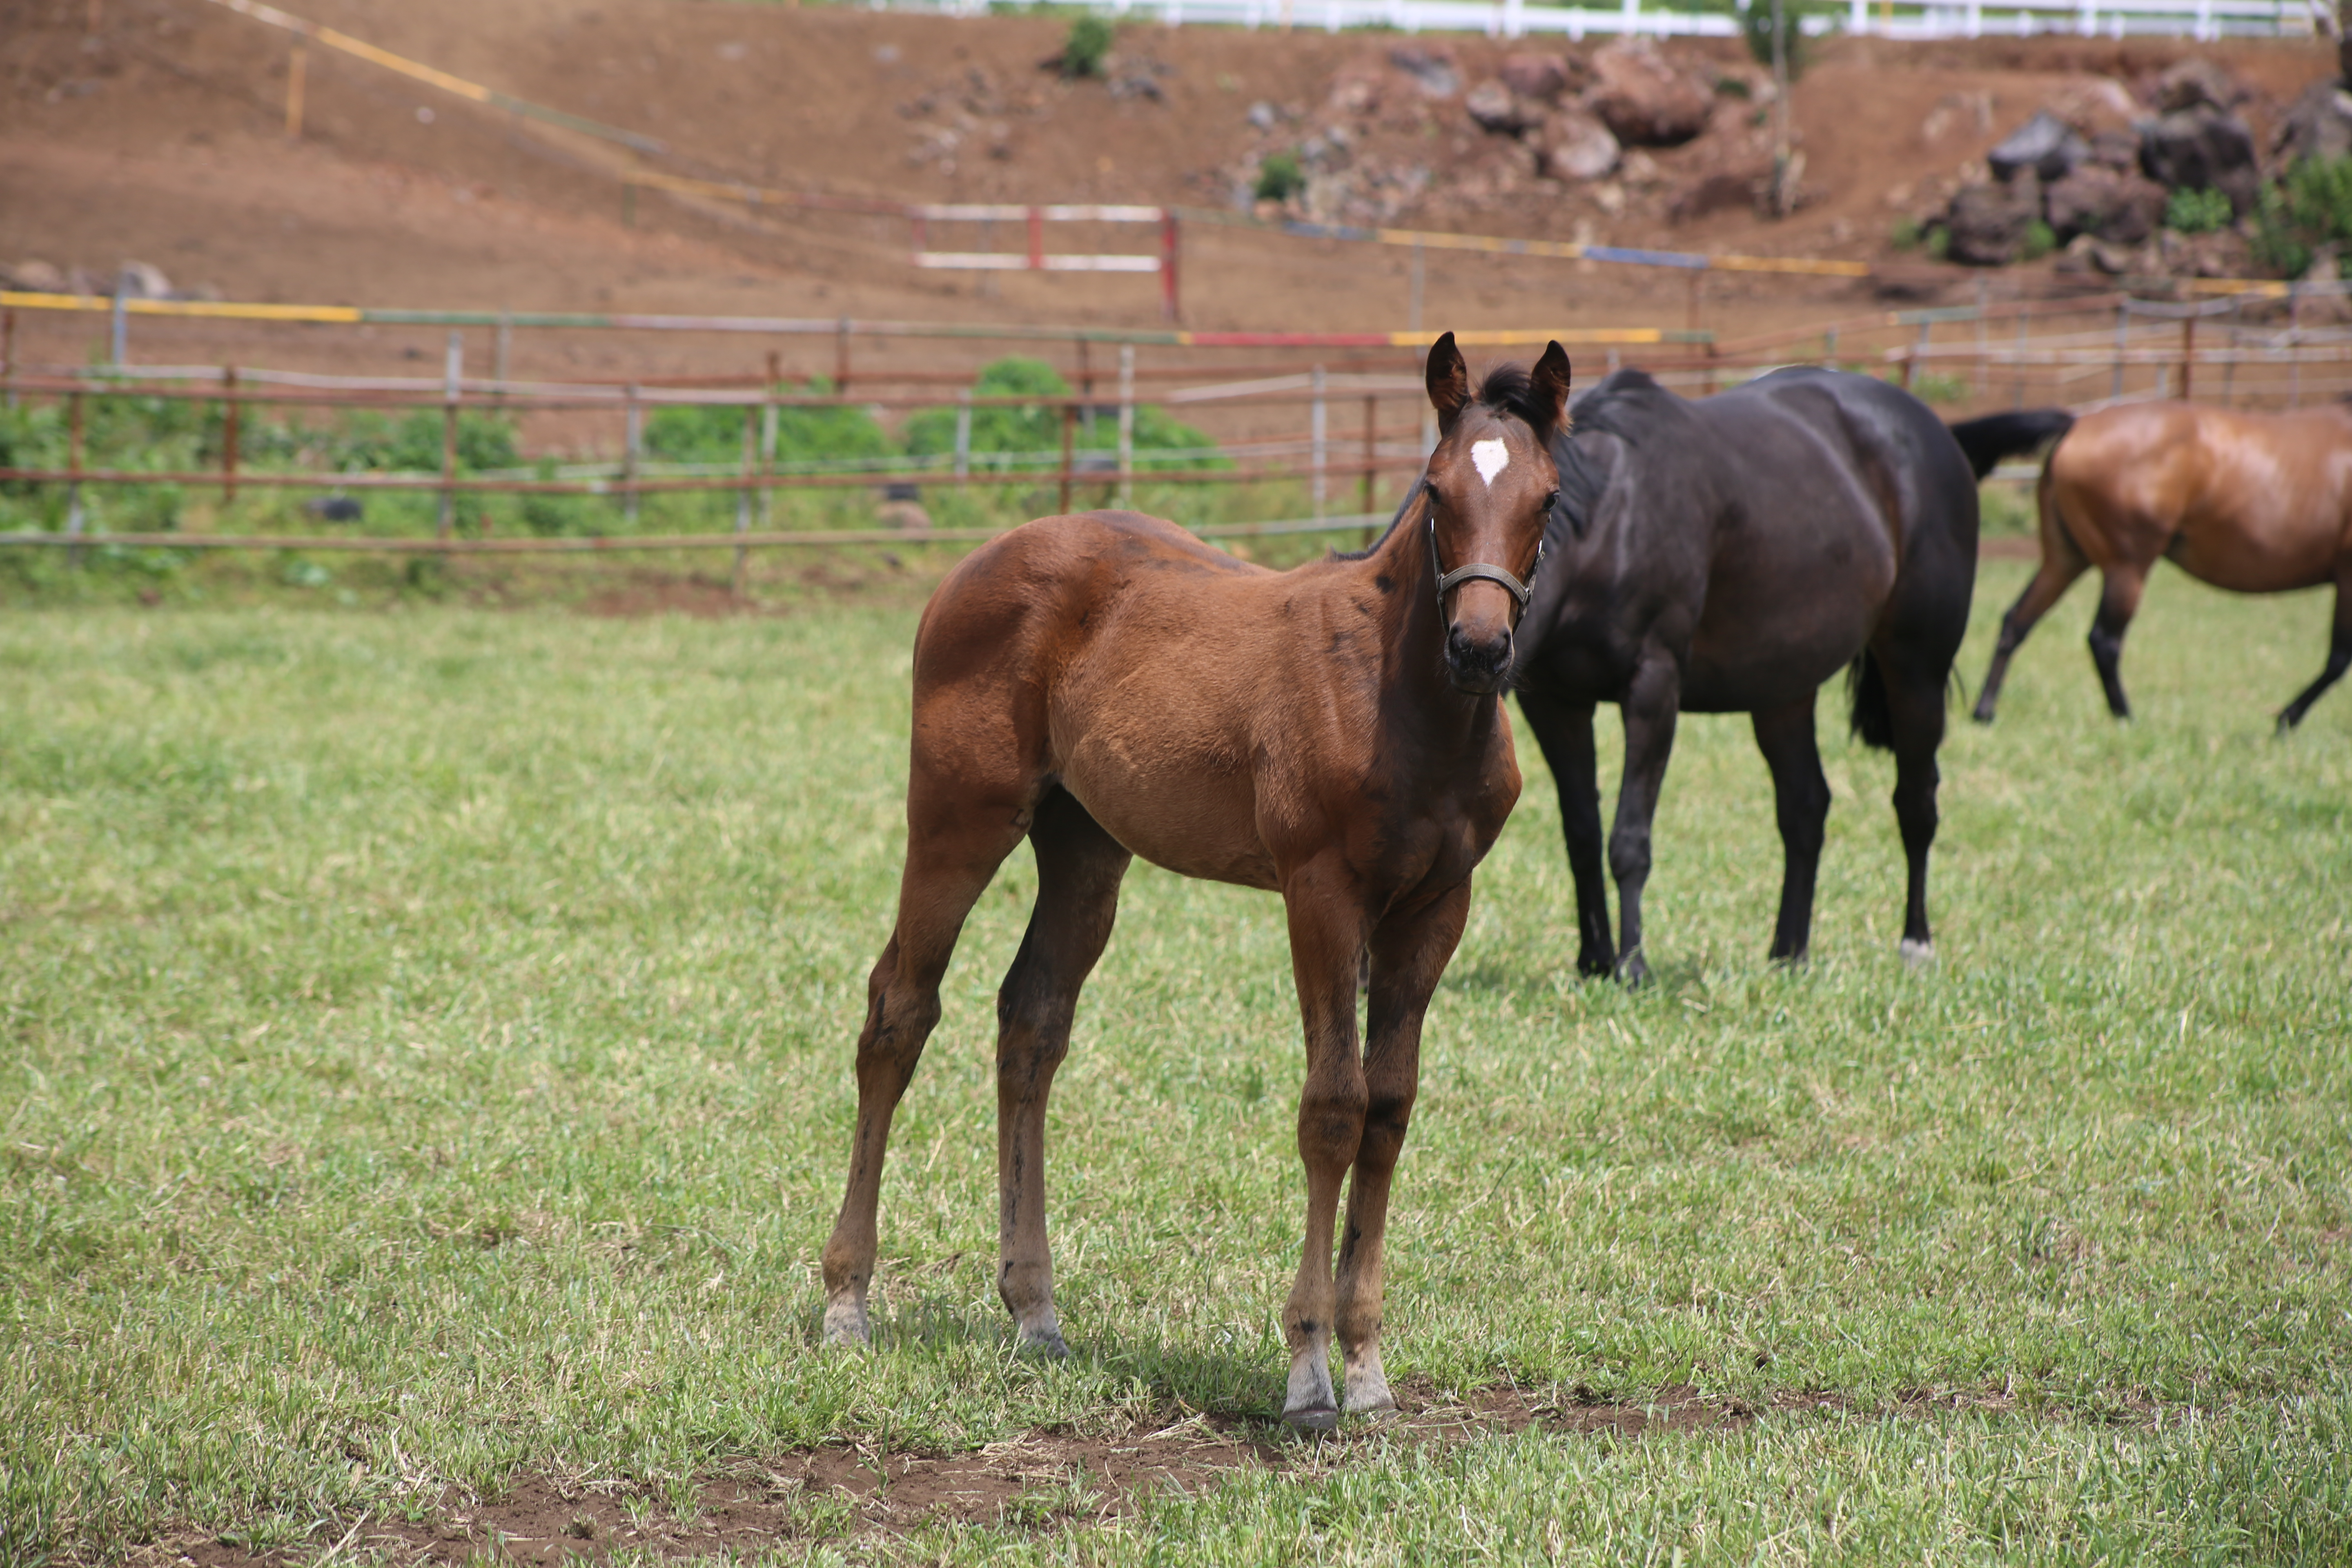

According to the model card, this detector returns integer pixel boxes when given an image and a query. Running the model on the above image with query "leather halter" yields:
[1426,504,1543,614]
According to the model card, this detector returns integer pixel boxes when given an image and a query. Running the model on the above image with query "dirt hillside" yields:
[2,0,2336,381]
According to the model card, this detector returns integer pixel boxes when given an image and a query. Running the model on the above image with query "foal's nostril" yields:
[1445,624,1512,679]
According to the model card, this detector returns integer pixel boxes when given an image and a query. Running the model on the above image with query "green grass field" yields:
[2,555,2347,1565]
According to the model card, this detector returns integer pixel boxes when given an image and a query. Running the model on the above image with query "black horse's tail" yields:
[1945,408,2076,480]
[1847,652,1895,751]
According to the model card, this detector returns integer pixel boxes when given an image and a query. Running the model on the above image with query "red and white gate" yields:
[911,205,1180,321]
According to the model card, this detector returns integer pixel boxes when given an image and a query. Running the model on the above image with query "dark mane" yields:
[1550,368,1668,540]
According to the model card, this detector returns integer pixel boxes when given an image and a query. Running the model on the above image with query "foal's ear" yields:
[1425,331,1471,434]
[1529,341,1573,441]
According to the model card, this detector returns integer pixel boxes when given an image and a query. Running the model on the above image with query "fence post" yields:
[2,309,14,411]
[1360,393,1377,517]
[2011,301,2029,408]
[2178,312,2195,403]
[494,311,512,390]
[438,330,461,543]
[1160,212,1180,322]
[285,38,307,139]
[110,280,128,368]
[222,366,240,506]
[623,383,641,523]
[2111,300,2129,401]
[65,391,85,568]
[2221,294,2241,408]
[1058,401,1076,514]
[760,354,780,530]
[954,390,973,479]
[1311,363,1328,519]
[1117,344,1135,508]
[1078,337,1094,438]
[733,405,755,597]
[835,318,852,397]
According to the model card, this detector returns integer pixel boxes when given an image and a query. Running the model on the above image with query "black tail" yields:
[1848,652,1895,751]
[1945,408,2075,481]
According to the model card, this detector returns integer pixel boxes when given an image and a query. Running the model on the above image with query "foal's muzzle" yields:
[1444,621,1515,694]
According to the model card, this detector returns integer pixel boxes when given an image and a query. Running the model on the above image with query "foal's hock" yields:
[820,334,1568,1430]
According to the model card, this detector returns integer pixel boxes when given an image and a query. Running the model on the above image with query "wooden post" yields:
[221,366,240,504]
[733,405,755,597]
[1058,403,1076,515]
[2011,301,2029,409]
[2178,312,2196,404]
[622,383,641,523]
[1077,337,1094,439]
[438,331,460,544]
[1360,394,1377,517]
[285,40,307,140]
[2111,300,2129,402]
[1117,344,1135,509]
[2,309,14,411]
[834,318,851,396]
[1686,271,1704,336]
[66,392,85,566]
[1159,212,1181,323]
[760,352,780,530]
[1311,364,1328,519]
[494,311,512,390]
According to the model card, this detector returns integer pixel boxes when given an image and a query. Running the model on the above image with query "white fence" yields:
[890,0,2311,42]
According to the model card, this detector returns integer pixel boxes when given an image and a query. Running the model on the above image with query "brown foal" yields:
[820,334,1569,1428]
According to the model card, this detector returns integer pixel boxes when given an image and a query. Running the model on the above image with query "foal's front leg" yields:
[1333,880,1470,1418]
[1278,867,1371,1430]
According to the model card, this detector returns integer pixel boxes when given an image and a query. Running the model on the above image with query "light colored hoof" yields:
[821,1301,871,1348]
[1343,1360,1394,1417]
[1016,1326,1071,1361]
[1899,938,1936,969]
[1282,1403,1340,1432]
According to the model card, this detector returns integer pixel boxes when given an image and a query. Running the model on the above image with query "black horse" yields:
[1499,366,1980,980]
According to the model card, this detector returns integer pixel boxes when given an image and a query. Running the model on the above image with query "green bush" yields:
[2254,156,2352,277]
[1890,215,1923,252]
[1254,151,1306,204]
[644,380,892,468]
[1741,0,1819,80]
[2165,186,2234,235]
[1055,15,1114,79]
[327,410,518,474]
[902,357,1225,473]
[2022,219,2057,261]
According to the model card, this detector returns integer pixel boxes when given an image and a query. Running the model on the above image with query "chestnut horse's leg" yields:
[993,787,1130,1357]
[1516,690,1615,977]
[821,783,1032,1348]
[1334,880,1471,1418]
[1609,655,1684,985]
[1278,862,1372,1430]
[2276,568,2352,731]
[1973,553,2089,724]
[2086,568,2147,721]
[1749,693,1829,965]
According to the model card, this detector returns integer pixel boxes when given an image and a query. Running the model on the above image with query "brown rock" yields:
[1585,40,1709,147]
[1944,177,2040,267]
[2152,57,2241,114]
[1466,79,1543,135]
[3,258,67,292]
[2274,80,2352,166]
[1534,107,1620,181]
[2142,106,2258,216]
[1498,51,1577,104]
[2044,165,2168,246]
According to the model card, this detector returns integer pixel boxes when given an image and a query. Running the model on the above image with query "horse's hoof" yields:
[1899,938,1936,969]
[1016,1327,1071,1361]
[1282,1404,1340,1433]
[821,1303,871,1349]
[1970,706,1996,726]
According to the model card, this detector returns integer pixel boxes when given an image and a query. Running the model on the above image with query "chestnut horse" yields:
[1953,402,2352,729]
[820,334,1568,1429]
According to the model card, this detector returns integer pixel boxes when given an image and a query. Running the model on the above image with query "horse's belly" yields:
[1058,748,1278,889]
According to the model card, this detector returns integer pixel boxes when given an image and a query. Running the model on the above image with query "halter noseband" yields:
[1426,505,1543,613]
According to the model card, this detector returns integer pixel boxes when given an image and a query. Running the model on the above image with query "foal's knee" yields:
[1297,1080,1370,1168]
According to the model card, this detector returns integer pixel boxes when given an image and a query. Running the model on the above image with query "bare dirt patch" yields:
[138,1382,1746,1565]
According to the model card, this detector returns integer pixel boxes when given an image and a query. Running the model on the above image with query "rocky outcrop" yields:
[1586,40,1710,147]
[2044,165,2168,246]
[1944,177,2042,266]
[1989,111,2089,183]
[1465,79,1544,135]
[1535,107,1621,181]
[2275,80,2352,167]
[2141,106,2258,216]
[1498,51,1579,105]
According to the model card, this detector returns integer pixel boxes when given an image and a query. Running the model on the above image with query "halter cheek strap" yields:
[1427,510,1543,612]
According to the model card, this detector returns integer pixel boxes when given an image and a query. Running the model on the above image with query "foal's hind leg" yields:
[1333,879,1470,1417]
[1750,693,1830,964]
[2086,568,2147,721]
[822,781,1034,1348]
[2277,566,2352,731]
[993,787,1130,1357]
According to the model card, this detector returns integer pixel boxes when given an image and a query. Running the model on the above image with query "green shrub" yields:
[2022,219,2057,261]
[1890,215,1923,252]
[2165,186,2234,235]
[902,357,1225,473]
[1055,15,1114,79]
[644,381,891,469]
[2254,156,2352,277]
[328,410,518,474]
[1254,150,1306,204]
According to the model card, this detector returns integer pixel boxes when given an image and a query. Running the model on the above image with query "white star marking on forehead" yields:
[1471,438,1510,487]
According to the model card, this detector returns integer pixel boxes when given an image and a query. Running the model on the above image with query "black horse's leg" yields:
[2086,568,2146,721]
[1750,693,1829,964]
[2277,569,2352,731]
[1516,689,1614,977]
[1875,652,1951,965]
[1608,656,1682,985]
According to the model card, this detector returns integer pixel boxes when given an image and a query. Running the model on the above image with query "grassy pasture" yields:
[1,556,2348,1564]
